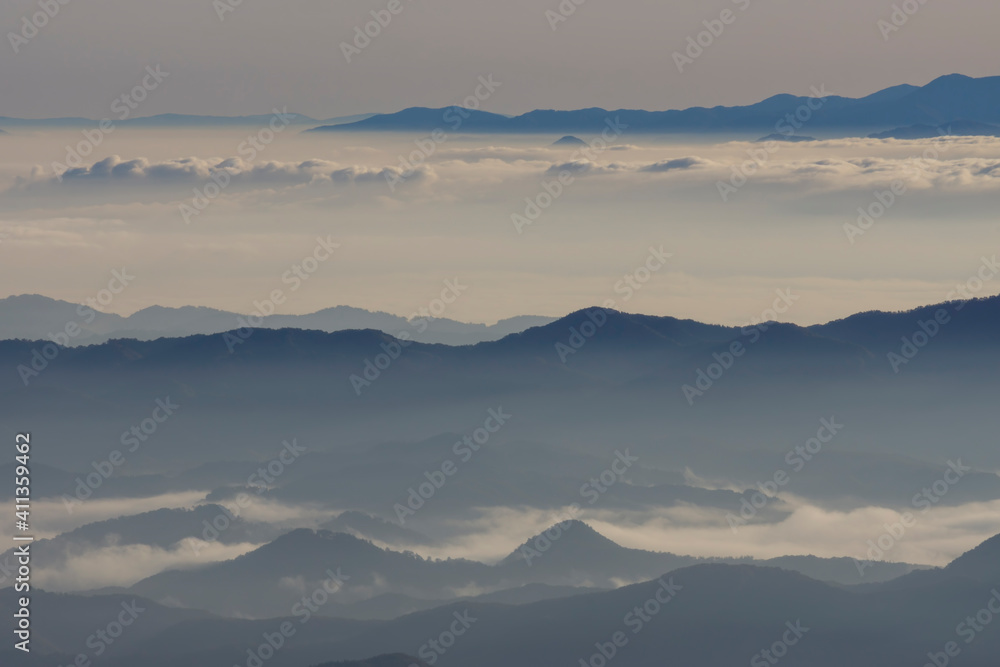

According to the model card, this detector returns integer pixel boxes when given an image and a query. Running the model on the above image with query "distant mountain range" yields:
[120,521,923,618]
[0,113,373,129]
[0,295,555,346]
[309,74,1000,136]
[4,295,1000,501]
[756,132,816,142]
[286,531,1000,667]
[5,74,1000,139]
[3,528,997,667]
[868,118,1000,139]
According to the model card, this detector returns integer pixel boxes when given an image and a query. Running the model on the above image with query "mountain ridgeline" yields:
[3,295,1000,503]
[2,526,999,667]
[308,74,1000,136]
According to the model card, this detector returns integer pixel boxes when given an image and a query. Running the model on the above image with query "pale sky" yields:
[2,0,1000,324]
[1,0,998,118]
[2,130,999,324]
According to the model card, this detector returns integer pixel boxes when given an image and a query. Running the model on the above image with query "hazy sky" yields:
[2,129,999,324]
[1,0,999,118]
[3,0,1000,325]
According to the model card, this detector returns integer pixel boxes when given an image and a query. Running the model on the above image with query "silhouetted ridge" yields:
[502,520,622,563]
[310,74,1000,134]
[944,532,1000,582]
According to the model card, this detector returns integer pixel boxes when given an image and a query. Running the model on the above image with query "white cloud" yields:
[401,499,1000,568]
[36,540,259,592]
[17,145,1000,204]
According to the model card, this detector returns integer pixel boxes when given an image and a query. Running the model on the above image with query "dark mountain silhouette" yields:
[129,529,494,618]
[0,589,213,659]
[945,532,1000,582]
[3,297,1000,514]
[126,523,923,618]
[5,531,999,667]
[869,119,1000,139]
[499,520,701,579]
[0,505,277,587]
[879,530,1000,592]
[0,603,377,667]
[289,551,1000,667]
[502,521,921,585]
[307,106,512,133]
[756,132,816,142]
[552,135,588,146]
[311,74,1000,135]
[810,296,1000,356]
[0,113,373,129]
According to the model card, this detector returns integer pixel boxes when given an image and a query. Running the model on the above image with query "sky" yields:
[1,129,999,324]
[2,0,1000,325]
[1,0,999,119]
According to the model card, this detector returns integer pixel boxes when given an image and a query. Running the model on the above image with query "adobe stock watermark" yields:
[8,0,73,54]
[385,75,502,192]
[350,278,468,396]
[52,65,169,179]
[682,288,799,405]
[44,600,145,664]
[61,397,179,513]
[233,567,350,667]
[886,306,951,374]
[717,85,831,202]
[179,108,297,224]
[853,459,972,576]
[887,256,999,373]
[726,417,844,533]
[223,236,341,352]
[750,621,810,667]
[393,407,512,525]
[414,610,478,665]
[517,449,639,566]
[341,0,416,62]
[193,439,306,554]
[545,0,589,31]
[845,129,960,244]
[843,181,908,244]
[17,268,135,386]
[920,589,1000,667]
[213,0,247,21]
[877,0,932,41]
[512,116,628,235]
[555,246,672,363]
[673,0,757,73]
[577,577,682,667]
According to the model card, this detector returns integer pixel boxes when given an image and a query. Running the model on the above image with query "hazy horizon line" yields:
[0,71,976,124]
[5,291,995,331]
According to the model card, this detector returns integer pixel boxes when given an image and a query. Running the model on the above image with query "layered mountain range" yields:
[2,524,997,667]
[0,295,555,347]
[3,295,999,506]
